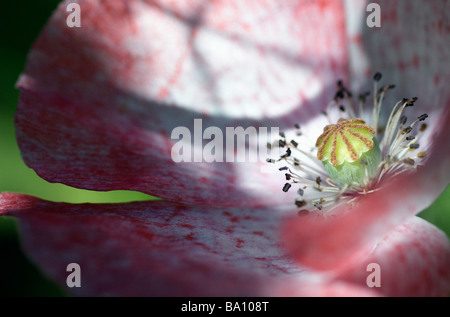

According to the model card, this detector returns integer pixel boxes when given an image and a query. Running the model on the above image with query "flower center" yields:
[316,118,376,165]
[316,118,381,187]
[268,73,428,213]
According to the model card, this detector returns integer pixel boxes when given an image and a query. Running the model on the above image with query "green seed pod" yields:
[316,118,382,186]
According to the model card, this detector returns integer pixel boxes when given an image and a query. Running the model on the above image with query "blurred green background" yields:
[0,0,448,296]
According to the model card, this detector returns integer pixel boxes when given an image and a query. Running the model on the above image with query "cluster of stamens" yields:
[267,73,429,214]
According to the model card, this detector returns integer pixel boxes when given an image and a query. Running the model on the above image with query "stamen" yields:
[402,126,412,134]
[316,176,322,186]
[295,199,307,208]
[335,90,345,100]
[400,115,407,125]
[312,198,326,211]
[280,148,291,159]
[418,114,428,121]
[417,152,426,158]
[275,73,429,212]
[373,72,382,81]
[282,183,291,192]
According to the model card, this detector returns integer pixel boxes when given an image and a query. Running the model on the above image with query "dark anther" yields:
[402,126,412,134]
[388,84,396,89]
[295,200,307,208]
[409,143,420,149]
[280,148,291,159]
[297,188,304,196]
[418,114,428,121]
[420,123,427,132]
[294,123,300,129]
[373,72,382,81]
[405,97,418,107]
[278,166,288,171]
[316,176,321,186]
[279,139,286,148]
[290,140,298,148]
[339,105,345,112]
[266,158,275,163]
[266,142,272,149]
[403,158,415,165]
[400,115,407,125]
[282,183,292,192]
[406,136,415,141]
[401,98,408,103]
[285,173,292,180]
[335,90,345,99]
[279,131,285,138]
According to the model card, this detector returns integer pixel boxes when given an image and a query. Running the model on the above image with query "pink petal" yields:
[282,107,450,272]
[16,0,348,207]
[0,192,383,296]
[0,193,317,295]
[336,216,450,297]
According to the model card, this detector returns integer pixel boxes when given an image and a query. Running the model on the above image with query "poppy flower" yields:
[1,0,449,296]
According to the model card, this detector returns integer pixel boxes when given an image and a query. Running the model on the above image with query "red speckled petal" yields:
[282,108,450,273]
[336,216,450,297]
[15,0,348,207]
[0,192,381,297]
